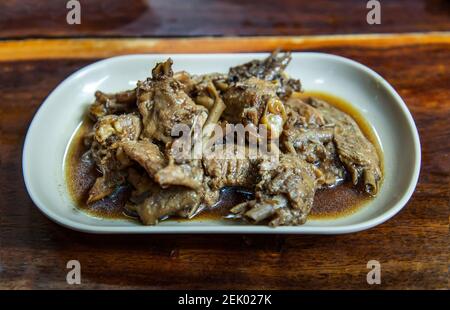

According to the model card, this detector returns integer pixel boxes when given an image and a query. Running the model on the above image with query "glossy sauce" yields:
[65,91,383,222]
[65,121,131,219]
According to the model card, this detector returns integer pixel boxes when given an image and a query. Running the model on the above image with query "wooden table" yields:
[0,0,448,289]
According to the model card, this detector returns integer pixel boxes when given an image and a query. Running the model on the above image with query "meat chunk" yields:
[127,167,154,204]
[308,98,382,195]
[93,113,141,145]
[89,89,137,120]
[284,97,325,127]
[135,144,262,224]
[282,97,329,151]
[126,167,219,225]
[202,145,259,190]
[282,97,346,188]
[228,50,301,99]
[137,59,208,144]
[284,127,346,188]
[87,145,128,204]
[120,140,165,178]
[229,51,291,82]
[87,113,141,203]
[125,164,209,224]
[134,185,201,225]
[222,77,287,139]
[121,138,205,190]
[231,154,317,226]
[223,77,277,124]
[155,162,204,190]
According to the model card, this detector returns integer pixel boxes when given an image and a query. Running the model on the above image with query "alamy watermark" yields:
[66,1,380,26]
[366,260,381,284]
[169,123,280,164]
[66,1,381,26]
[63,259,380,286]
[66,0,81,25]
[66,260,81,285]
[366,0,381,25]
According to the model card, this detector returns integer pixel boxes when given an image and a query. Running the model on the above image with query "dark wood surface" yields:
[0,1,449,290]
[1,0,449,38]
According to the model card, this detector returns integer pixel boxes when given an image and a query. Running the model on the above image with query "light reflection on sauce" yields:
[65,92,383,223]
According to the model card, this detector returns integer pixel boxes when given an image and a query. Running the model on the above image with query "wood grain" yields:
[1,0,449,291]
[1,0,450,38]
[0,33,449,61]
[0,36,449,289]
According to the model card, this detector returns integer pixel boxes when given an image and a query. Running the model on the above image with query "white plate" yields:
[22,53,421,234]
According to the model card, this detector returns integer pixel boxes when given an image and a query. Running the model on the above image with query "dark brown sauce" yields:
[65,120,135,220]
[65,92,383,223]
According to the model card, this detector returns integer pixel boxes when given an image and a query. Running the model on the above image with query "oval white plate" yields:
[22,53,420,234]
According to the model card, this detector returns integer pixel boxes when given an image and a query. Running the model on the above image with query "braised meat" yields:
[134,184,202,225]
[222,77,287,139]
[228,50,301,99]
[137,59,208,144]
[89,89,138,120]
[120,140,165,178]
[87,113,141,203]
[231,154,316,226]
[74,52,383,226]
[282,97,347,188]
[202,145,259,190]
[308,98,382,195]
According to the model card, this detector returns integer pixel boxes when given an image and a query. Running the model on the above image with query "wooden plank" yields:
[0,37,448,289]
[0,33,449,61]
[1,0,450,38]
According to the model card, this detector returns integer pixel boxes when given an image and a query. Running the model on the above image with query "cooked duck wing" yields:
[308,98,382,195]
[137,59,208,144]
